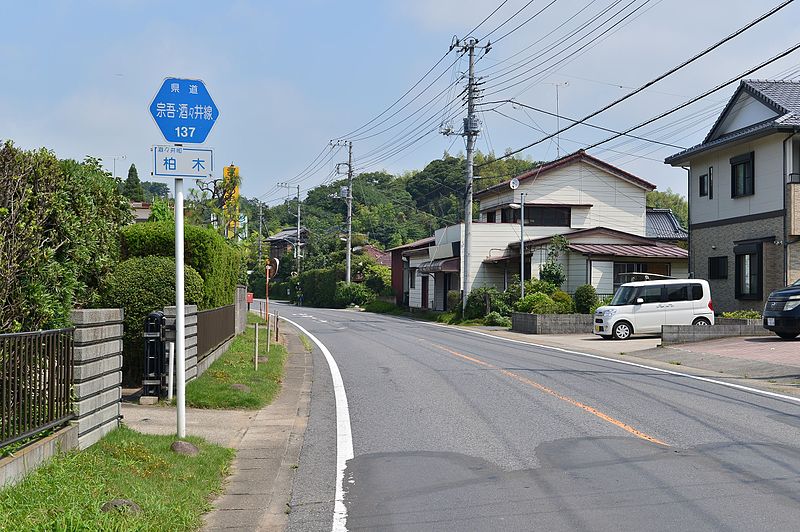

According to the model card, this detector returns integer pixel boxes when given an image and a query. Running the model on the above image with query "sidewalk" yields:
[121,330,312,531]
[471,327,800,397]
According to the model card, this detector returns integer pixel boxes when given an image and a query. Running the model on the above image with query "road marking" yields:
[278,315,353,532]
[423,322,800,406]
[427,341,669,446]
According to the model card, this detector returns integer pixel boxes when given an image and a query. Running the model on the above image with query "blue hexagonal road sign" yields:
[149,78,219,144]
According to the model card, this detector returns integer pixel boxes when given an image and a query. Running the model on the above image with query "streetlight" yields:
[107,154,126,179]
[509,191,528,299]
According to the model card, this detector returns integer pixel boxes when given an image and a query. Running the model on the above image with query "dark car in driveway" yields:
[763,279,800,339]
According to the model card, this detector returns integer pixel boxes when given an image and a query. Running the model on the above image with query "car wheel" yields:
[692,317,711,326]
[612,321,632,340]
[776,332,799,340]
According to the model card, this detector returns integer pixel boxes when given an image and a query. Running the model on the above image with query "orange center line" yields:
[425,340,669,447]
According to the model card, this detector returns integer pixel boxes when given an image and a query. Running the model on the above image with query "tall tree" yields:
[121,163,145,201]
[646,188,688,228]
[142,180,170,201]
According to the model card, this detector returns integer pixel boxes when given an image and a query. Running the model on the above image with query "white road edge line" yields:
[422,321,800,406]
[279,315,354,532]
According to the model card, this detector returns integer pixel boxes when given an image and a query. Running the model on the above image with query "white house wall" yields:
[713,93,778,138]
[590,261,615,295]
[479,160,648,236]
[689,136,784,224]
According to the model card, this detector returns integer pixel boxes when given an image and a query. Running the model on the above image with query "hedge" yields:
[297,266,345,307]
[120,222,240,309]
[101,255,204,385]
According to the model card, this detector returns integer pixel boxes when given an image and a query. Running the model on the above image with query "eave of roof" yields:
[567,243,688,259]
[387,236,435,252]
[475,150,655,197]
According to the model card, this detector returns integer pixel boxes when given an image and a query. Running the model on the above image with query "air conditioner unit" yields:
[788,173,800,184]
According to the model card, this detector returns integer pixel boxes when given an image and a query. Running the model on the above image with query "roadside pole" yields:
[175,177,186,438]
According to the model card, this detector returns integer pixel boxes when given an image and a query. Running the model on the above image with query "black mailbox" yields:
[143,311,166,397]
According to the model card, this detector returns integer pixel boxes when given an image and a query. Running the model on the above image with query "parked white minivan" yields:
[593,279,714,340]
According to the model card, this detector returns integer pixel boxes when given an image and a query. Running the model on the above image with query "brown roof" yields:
[567,243,687,259]
[387,236,435,252]
[475,150,656,197]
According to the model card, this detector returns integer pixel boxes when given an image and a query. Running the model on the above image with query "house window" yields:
[613,262,647,291]
[708,256,728,280]
[486,211,496,223]
[501,207,518,223]
[409,268,417,289]
[708,166,714,199]
[528,206,570,226]
[734,243,762,300]
[730,152,754,198]
[699,174,708,197]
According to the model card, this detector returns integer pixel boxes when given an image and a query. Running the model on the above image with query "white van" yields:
[593,279,714,340]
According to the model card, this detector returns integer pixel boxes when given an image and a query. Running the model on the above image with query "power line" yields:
[479,0,796,166]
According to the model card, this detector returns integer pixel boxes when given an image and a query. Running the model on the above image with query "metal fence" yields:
[196,305,235,362]
[1,328,74,449]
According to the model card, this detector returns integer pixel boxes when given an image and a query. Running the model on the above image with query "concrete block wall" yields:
[512,313,594,334]
[661,323,771,345]
[163,305,198,383]
[71,309,124,450]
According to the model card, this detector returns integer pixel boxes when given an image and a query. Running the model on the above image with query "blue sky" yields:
[2,1,799,203]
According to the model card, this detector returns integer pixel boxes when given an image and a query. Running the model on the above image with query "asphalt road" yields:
[279,302,800,532]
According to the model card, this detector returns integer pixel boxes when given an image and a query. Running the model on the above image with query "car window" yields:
[690,284,704,300]
[610,285,638,306]
[640,285,663,304]
[666,284,688,302]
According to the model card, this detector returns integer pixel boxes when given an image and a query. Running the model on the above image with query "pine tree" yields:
[122,163,145,202]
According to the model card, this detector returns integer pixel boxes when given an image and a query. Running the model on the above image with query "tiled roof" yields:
[646,209,688,240]
[568,243,688,259]
[666,80,800,165]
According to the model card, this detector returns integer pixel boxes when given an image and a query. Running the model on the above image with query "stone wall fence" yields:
[512,313,594,334]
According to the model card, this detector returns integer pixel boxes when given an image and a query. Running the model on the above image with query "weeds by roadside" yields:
[185,313,288,409]
[0,426,233,531]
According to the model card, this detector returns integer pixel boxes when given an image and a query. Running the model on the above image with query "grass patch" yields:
[185,313,288,409]
[668,360,682,365]
[363,300,405,315]
[299,334,313,352]
[0,426,233,531]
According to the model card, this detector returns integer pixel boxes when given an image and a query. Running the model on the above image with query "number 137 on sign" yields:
[175,126,195,138]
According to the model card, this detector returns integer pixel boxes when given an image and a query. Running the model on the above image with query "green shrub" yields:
[248,268,266,299]
[364,300,403,314]
[465,286,511,319]
[514,292,558,314]
[297,266,344,307]
[335,282,377,307]
[722,310,762,319]
[447,290,462,312]
[484,311,512,327]
[120,222,240,309]
[574,284,598,314]
[526,279,558,296]
[591,295,613,314]
[504,278,557,308]
[101,255,204,385]
[551,290,574,314]
[539,261,566,287]
[363,264,393,296]
[0,144,131,333]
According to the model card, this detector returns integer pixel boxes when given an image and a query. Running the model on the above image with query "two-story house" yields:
[666,80,800,312]
[391,151,689,310]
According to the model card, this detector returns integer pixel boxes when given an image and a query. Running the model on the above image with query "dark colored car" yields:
[763,279,800,339]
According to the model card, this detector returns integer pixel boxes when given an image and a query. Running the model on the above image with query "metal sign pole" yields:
[175,177,186,439]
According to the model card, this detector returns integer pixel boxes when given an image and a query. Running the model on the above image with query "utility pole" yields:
[520,191,527,300]
[441,37,488,312]
[346,142,353,284]
[257,201,263,266]
[460,38,486,312]
[296,185,301,275]
[331,139,354,283]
